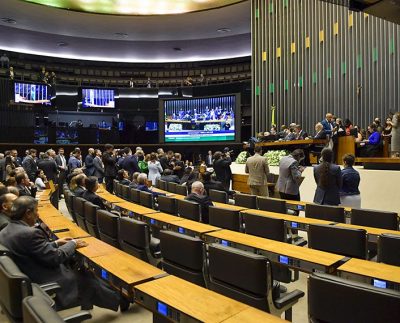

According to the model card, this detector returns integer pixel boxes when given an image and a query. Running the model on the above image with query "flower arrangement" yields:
[263,150,289,166]
[235,151,249,164]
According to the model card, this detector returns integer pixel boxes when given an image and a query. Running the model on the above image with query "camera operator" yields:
[213,149,232,191]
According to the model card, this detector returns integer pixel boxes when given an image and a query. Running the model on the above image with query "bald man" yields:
[0,193,17,231]
[185,181,213,224]
[321,113,335,137]
[84,148,96,176]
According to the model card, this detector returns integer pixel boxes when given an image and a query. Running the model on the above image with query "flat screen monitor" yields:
[145,121,158,131]
[162,94,237,143]
[82,88,115,108]
[56,129,78,145]
[14,82,51,105]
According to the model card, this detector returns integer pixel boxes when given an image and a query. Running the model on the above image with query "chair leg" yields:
[285,308,293,322]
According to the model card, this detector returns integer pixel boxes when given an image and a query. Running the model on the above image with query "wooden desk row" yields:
[39,190,284,322]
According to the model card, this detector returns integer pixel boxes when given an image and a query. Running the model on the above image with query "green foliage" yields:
[263,150,289,166]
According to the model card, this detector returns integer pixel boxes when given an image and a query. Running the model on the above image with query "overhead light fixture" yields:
[1,18,17,24]
[217,28,231,33]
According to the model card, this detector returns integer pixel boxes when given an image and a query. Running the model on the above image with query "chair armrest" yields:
[63,311,92,323]
[110,210,121,217]
[39,282,61,294]
[293,238,307,247]
[274,289,305,309]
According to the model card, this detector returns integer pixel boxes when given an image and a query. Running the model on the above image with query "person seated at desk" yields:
[0,196,128,312]
[16,173,36,198]
[260,131,277,142]
[185,181,213,224]
[201,171,231,196]
[294,124,308,140]
[339,154,361,208]
[137,173,165,197]
[82,176,105,210]
[70,173,86,197]
[129,172,140,189]
[34,169,47,191]
[313,123,327,139]
[277,125,288,139]
[284,127,296,141]
[117,169,131,186]
[0,193,17,231]
[160,169,180,184]
[359,124,382,157]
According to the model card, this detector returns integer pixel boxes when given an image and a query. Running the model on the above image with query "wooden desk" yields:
[77,237,119,259]
[54,225,90,239]
[168,219,221,238]
[355,157,400,170]
[140,212,185,229]
[336,136,355,165]
[86,252,166,297]
[337,258,400,291]
[222,307,286,323]
[38,204,64,221]
[134,275,250,323]
[97,191,126,203]
[41,215,77,231]
[205,230,346,273]
[333,223,400,242]
[113,201,158,217]
[256,139,327,148]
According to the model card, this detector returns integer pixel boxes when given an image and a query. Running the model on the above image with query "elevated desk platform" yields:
[134,275,285,323]
[355,157,400,170]
[255,139,327,148]
[337,258,400,292]
[205,230,346,274]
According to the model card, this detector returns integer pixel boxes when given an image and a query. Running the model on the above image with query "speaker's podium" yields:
[336,136,355,165]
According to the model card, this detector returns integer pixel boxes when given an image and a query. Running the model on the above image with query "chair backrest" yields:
[159,230,206,286]
[23,296,64,323]
[167,182,177,193]
[158,180,167,191]
[177,199,201,222]
[118,217,151,262]
[72,196,87,231]
[175,184,188,196]
[121,185,130,200]
[207,244,270,311]
[257,197,287,214]
[308,273,400,323]
[209,189,228,204]
[305,203,345,223]
[308,224,367,259]
[64,190,77,222]
[378,233,400,266]
[243,212,286,242]
[155,178,161,189]
[96,210,120,248]
[0,255,32,321]
[139,191,154,209]
[235,193,257,209]
[208,206,241,232]
[113,179,119,194]
[83,201,100,238]
[129,188,140,203]
[157,195,177,215]
[351,208,399,230]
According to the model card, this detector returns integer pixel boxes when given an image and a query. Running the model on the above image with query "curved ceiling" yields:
[0,0,251,62]
[22,0,246,15]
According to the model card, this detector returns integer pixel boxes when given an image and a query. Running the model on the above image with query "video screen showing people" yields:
[164,95,236,142]
[14,82,51,105]
[82,88,115,108]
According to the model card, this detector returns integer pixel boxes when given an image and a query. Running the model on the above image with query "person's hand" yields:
[299,166,305,172]
[75,240,88,249]
[55,237,73,246]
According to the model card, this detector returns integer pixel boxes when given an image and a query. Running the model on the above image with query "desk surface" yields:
[256,139,326,147]
[334,223,400,236]
[206,230,345,267]
[97,191,126,203]
[222,307,286,323]
[169,193,247,211]
[78,237,119,259]
[41,215,76,230]
[54,225,90,239]
[170,219,221,235]
[115,201,158,215]
[92,253,165,285]
[337,258,400,284]
[142,212,185,224]
[135,275,249,323]
[38,204,64,220]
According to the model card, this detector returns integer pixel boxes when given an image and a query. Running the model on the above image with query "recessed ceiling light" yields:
[1,18,17,24]
[57,42,68,47]
[217,28,231,33]
[173,47,183,51]
[114,32,128,38]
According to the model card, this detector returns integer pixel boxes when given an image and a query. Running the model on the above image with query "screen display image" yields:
[146,121,158,131]
[164,95,236,143]
[56,129,79,145]
[14,82,51,105]
[82,88,115,108]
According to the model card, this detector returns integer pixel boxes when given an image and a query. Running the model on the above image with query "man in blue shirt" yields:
[321,113,335,137]
[68,149,82,172]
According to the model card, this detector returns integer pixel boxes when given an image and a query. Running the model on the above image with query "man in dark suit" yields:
[82,176,105,210]
[294,125,308,140]
[55,148,68,198]
[22,149,38,181]
[185,181,213,224]
[10,149,21,167]
[93,149,105,183]
[201,171,228,195]
[321,113,335,137]
[121,148,139,176]
[16,173,36,197]
[84,148,95,176]
[102,144,117,193]
[0,193,17,231]
[213,151,232,191]
[0,196,124,311]
[71,174,86,197]
[37,153,59,182]
[160,169,180,184]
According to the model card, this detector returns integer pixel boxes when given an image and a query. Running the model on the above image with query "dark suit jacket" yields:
[0,220,78,309]
[102,152,117,177]
[22,156,38,181]
[122,155,139,175]
[185,193,213,224]
[321,119,334,136]
[203,179,227,195]
[313,163,342,205]
[160,174,180,184]
[93,156,104,178]
[17,184,36,198]
[314,130,327,139]
[84,154,95,176]
[72,186,86,197]
[213,157,232,184]
[0,212,10,231]
[37,159,58,182]
[82,190,105,209]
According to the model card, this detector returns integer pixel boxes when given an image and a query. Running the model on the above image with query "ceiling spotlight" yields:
[114,32,128,38]
[173,47,183,51]
[1,18,17,24]
[217,28,231,33]
[57,42,68,47]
